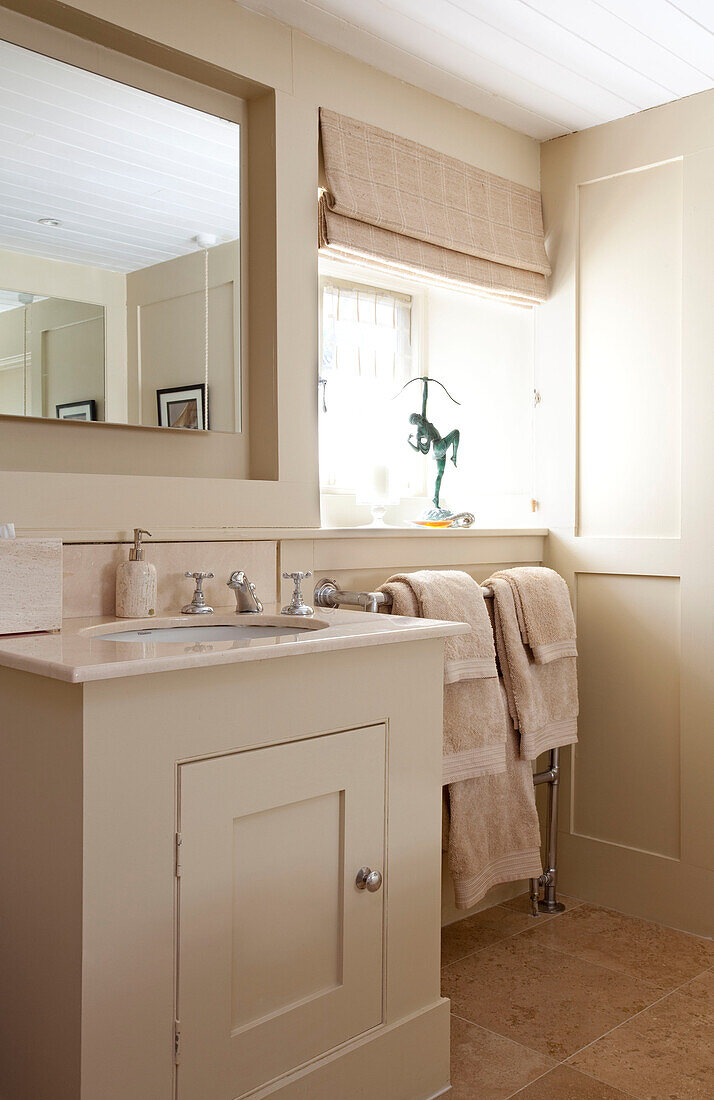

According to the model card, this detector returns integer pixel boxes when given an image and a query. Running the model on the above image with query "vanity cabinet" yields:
[177,724,386,1096]
[0,636,451,1100]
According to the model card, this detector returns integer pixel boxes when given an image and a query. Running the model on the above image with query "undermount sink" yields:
[97,622,317,643]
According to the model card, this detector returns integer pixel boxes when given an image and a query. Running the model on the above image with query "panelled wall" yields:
[277,530,544,609]
[539,91,714,937]
[278,528,548,926]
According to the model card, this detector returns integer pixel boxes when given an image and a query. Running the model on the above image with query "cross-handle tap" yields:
[182,571,215,615]
[227,570,263,614]
[281,571,314,616]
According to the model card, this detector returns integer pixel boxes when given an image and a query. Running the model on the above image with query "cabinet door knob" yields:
[355,866,383,892]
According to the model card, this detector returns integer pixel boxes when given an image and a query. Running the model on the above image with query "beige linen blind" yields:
[319,108,551,303]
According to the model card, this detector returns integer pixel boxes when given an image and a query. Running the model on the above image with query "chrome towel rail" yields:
[314,577,493,613]
[314,578,392,614]
[312,575,565,918]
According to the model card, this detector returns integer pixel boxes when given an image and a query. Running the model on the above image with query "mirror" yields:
[0,38,241,432]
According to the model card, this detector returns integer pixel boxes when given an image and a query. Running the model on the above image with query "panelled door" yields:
[539,136,714,936]
[176,723,386,1099]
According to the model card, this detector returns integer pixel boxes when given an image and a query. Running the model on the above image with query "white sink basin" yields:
[98,623,314,643]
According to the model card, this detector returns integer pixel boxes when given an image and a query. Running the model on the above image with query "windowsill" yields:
[52,524,548,544]
[282,525,549,539]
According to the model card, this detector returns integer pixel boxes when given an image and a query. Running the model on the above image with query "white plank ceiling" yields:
[243,0,714,139]
[0,39,240,273]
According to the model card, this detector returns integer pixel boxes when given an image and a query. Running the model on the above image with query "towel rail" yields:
[313,577,565,918]
[314,577,494,612]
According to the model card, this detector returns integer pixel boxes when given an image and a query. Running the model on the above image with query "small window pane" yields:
[319,281,421,498]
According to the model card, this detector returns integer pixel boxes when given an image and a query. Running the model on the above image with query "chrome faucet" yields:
[182,571,214,615]
[227,571,263,614]
[281,571,314,616]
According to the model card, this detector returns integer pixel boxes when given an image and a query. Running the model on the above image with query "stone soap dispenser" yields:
[115,529,157,618]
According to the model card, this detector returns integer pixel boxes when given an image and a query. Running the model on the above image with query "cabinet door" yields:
[176,724,386,1099]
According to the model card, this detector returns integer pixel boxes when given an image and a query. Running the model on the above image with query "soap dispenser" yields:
[115,528,157,618]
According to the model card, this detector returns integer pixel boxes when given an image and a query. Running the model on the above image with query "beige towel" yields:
[487,575,578,761]
[446,682,543,909]
[491,566,577,664]
[379,570,506,783]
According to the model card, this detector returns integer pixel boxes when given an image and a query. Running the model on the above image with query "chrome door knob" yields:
[355,866,383,892]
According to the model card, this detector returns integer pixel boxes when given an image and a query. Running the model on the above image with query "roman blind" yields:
[319,108,551,303]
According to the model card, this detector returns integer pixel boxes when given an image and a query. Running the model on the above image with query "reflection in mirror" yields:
[0,291,105,418]
[0,38,241,432]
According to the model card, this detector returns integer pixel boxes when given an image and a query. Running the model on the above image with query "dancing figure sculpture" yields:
[396,376,461,513]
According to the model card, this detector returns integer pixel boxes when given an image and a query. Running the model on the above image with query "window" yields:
[319,277,424,501]
[318,261,537,526]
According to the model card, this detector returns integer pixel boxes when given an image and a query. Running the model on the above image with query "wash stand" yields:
[314,578,565,917]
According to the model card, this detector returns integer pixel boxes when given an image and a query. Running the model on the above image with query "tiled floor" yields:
[441,895,714,1098]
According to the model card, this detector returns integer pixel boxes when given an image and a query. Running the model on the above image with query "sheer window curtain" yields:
[319,282,422,499]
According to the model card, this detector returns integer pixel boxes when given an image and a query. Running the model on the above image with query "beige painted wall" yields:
[538,89,714,935]
[0,0,540,538]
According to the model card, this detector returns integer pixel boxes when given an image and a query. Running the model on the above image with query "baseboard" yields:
[248,999,451,1100]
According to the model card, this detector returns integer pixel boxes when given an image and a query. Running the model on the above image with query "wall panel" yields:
[574,572,680,859]
[578,161,682,539]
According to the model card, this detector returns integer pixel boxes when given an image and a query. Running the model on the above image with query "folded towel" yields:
[487,574,578,761]
[446,682,543,909]
[379,570,506,783]
[490,566,577,665]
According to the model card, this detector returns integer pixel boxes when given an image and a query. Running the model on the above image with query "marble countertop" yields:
[0,604,469,684]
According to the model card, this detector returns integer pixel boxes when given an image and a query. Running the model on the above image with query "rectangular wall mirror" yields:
[0,38,241,433]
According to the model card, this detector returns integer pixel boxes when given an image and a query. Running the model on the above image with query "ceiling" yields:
[243,0,714,140]
[0,39,240,273]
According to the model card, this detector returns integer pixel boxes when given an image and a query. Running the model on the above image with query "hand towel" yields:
[490,566,577,665]
[379,570,506,782]
[445,682,543,909]
[486,574,578,761]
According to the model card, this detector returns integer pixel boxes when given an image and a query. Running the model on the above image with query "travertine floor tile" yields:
[500,892,583,917]
[569,984,714,1098]
[441,935,660,1060]
[518,904,714,991]
[513,1064,632,1097]
[449,1015,555,1099]
[678,967,714,1007]
[442,906,537,967]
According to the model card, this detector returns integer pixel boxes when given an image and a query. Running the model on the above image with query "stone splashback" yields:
[62,540,277,618]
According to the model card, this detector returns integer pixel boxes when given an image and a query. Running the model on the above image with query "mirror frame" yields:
[0,0,321,537]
